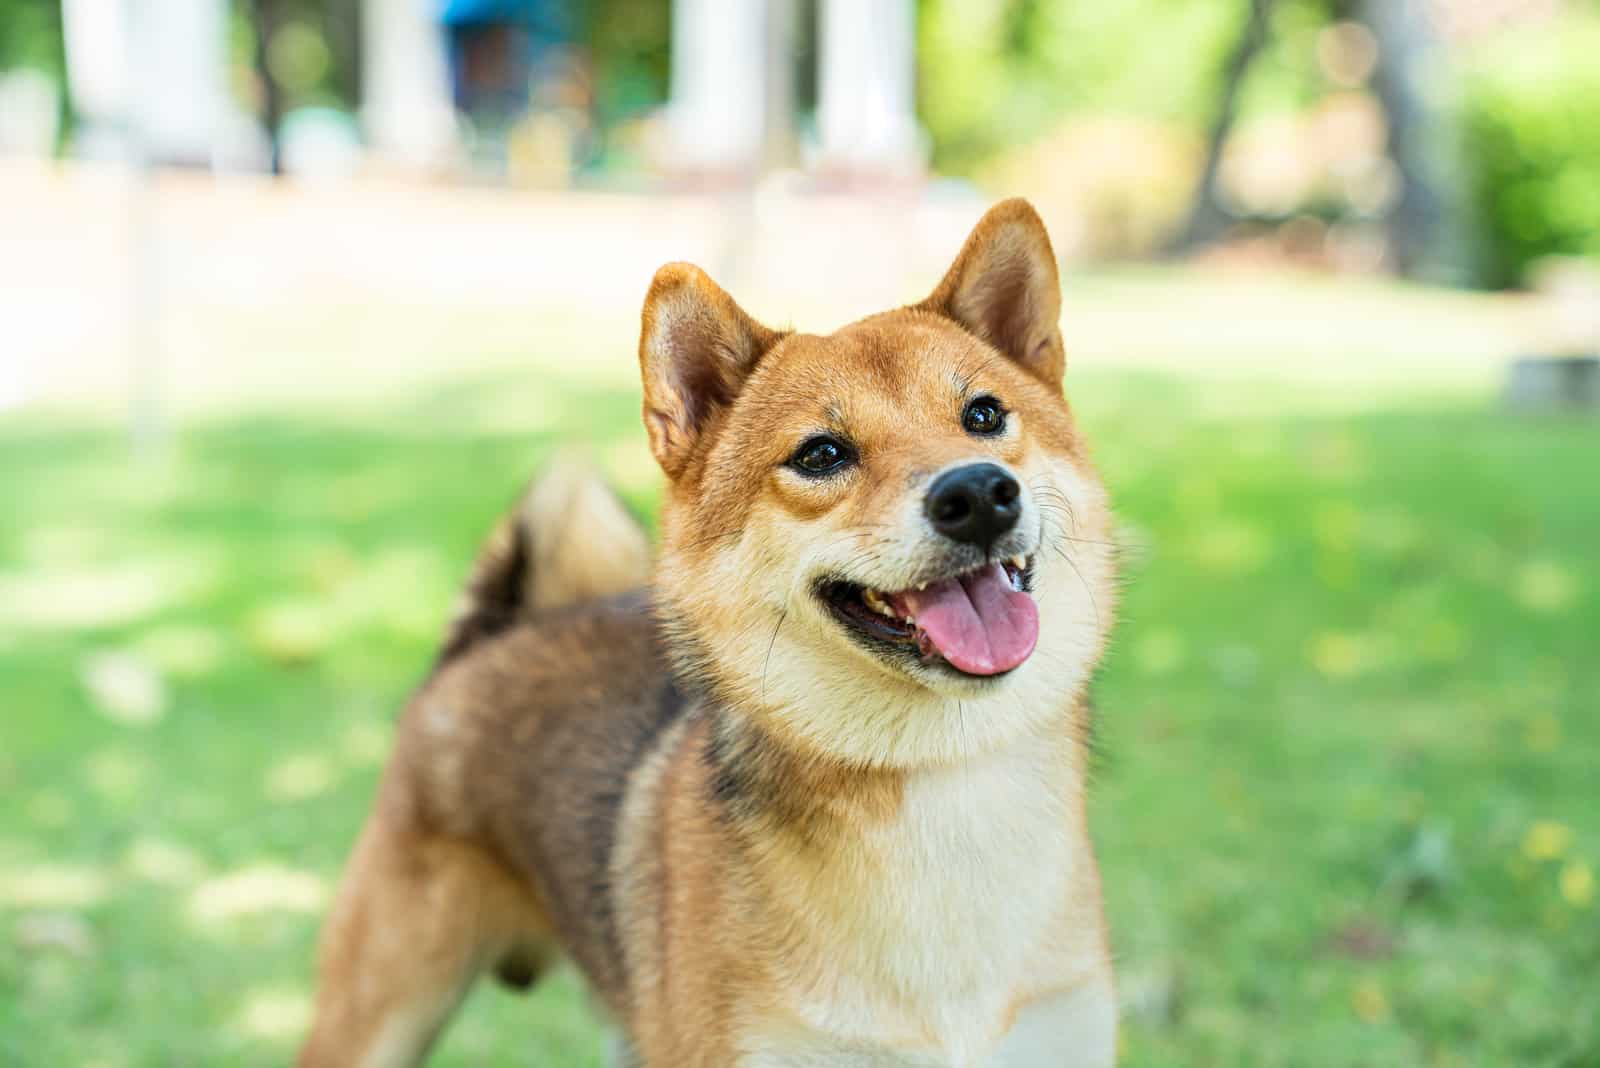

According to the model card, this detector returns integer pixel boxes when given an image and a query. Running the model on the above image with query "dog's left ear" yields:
[919,198,1065,385]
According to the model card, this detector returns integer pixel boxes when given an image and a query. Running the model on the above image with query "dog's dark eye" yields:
[789,435,853,476]
[962,396,1006,436]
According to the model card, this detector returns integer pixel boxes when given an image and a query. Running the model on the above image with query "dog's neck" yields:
[702,706,906,839]
[696,702,1091,1056]
[700,698,1086,853]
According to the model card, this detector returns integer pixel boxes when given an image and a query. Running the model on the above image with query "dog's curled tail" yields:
[438,454,651,663]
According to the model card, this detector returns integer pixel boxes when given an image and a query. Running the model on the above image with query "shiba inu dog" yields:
[300,199,1120,1067]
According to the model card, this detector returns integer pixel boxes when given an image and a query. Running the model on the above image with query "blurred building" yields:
[665,0,922,179]
[50,0,926,184]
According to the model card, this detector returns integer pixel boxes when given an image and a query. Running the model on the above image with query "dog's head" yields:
[641,199,1117,768]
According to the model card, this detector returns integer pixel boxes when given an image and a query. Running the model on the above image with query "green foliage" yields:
[915,0,1349,175]
[917,0,1238,173]
[1458,15,1600,288]
[1235,0,1341,120]
[588,0,671,125]
[0,0,63,74]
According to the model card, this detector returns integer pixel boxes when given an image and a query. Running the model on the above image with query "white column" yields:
[667,0,769,174]
[816,0,923,175]
[61,0,132,159]
[363,0,458,169]
[134,0,229,164]
[63,0,231,164]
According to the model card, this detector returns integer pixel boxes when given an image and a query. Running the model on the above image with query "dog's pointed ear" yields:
[919,198,1065,385]
[639,263,785,479]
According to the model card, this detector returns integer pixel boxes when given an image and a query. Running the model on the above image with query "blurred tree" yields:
[588,0,670,127]
[918,0,1244,174]
[242,0,363,172]
[1363,0,1457,280]
[1458,12,1600,287]
[1166,0,1464,281]
[1171,0,1276,251]
[0,0,68,147]
[0,0,63,72]
[247,0,285,172]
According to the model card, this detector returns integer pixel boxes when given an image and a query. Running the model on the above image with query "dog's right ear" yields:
[639,263,784,479]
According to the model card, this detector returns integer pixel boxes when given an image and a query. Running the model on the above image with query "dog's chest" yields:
[756,746,1081,1064]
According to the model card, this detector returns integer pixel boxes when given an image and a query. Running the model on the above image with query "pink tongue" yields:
[897,564,1039,676]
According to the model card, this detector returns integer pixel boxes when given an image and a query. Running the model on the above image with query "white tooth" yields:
[862,589,893,616]
[916,582,926,591]
[1011,555,1026,571]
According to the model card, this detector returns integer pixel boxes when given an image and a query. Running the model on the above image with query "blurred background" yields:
[1,1,1596,1065]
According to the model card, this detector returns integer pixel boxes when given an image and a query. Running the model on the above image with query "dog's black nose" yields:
[925,463,1022,548]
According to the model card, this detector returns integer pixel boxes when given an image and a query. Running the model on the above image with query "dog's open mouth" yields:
[819,557,1038,677]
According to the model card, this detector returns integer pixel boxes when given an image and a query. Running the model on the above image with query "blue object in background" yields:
[436,0,573,35]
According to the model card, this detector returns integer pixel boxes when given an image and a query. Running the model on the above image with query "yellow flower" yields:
[1351,977,1389,1023]
[1560,861,1595,908]
[1523,821,1573,861]
[1310,631,1366,679]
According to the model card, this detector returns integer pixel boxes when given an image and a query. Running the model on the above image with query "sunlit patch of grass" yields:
[132,623,228,678]
[17,522,128,564]
[78,650,168,727]
[233,986,313,1042]
[122,837,207,885]
[339,720,391,767]
[1511,559,1580,614]
[23,790,75,828]
[0,864,110,909]
[83,749,149,800]
[246,599,336,665]
[0,561,209,632]
[1132,629,1186,677]
[1185,517,1272,574]
[263,753,340,802]
[188,865,327,928]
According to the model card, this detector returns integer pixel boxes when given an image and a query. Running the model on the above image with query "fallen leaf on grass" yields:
[1326,919,1398,961]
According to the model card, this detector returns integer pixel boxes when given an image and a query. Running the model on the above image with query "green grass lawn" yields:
[1,369,1595,1066]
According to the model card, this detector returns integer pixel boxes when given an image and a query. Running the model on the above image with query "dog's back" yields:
[301,458,668,1065]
